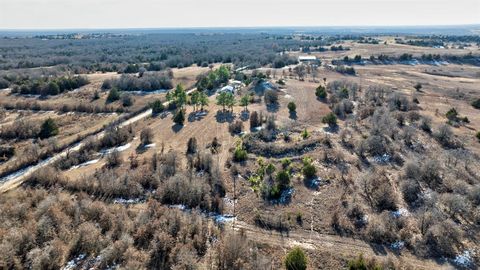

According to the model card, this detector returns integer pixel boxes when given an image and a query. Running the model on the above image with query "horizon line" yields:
[1,23,479,32]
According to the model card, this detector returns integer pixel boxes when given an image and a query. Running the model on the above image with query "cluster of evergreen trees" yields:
[11,76,88,96]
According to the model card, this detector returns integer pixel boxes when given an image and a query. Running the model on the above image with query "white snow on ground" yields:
[0,156,54,183]
[390,241,405,251]
[168,204,236,224]
[212,214,236,223]
[62,254,86,270]
[113,198,144,205]
[284,94,293,99]
[100,143,131,155]
[372,154,392,164]
[144,143,156,148]
[69,159,100,171]
[452,249,475,268]
[129,89,169,95]
[170,204,188,211]
[391,208,410,218]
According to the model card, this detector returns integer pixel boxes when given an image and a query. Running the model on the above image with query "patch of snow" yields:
[62,254,86,270]
[144,143,156,148]
[308,177,330,189]
[391,208,410,218]
[390,241,405,251]
[407,59,420,66]
[170,204,187,211]
[362,214,369,224]
[223,197,237,207]
[253,126,263,132]
[69,159,100,170]
[279,188,294,204]
[212,214,236,224]
[100,143,131,155]
[113,198,144,205]
[372,153,391,164]
[284,94,293,99]
[0,156,54,183]
[452,250,475,268]
[129,89,169,96]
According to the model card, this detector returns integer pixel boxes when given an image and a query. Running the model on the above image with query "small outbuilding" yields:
[298,55,319,63]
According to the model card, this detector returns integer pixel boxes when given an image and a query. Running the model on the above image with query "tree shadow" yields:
[368,242,388,256]
[303,177,330,190]
[135,144,149,154]
[215,110,235,123]
[289,111,297,120]
[266,103,279,113]
[240,110,250,121]
[188,110,208,122]
[171,124,184,133]
[323,125,339,134]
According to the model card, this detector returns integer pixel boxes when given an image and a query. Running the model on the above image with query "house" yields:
[219,85,234,94]
[298,55,319,64]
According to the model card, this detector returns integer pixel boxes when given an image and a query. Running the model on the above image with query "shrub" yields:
[250,111,261,129]
[414,83,422,92]
[472,99,480,109]
[106,150,122,168]
[419,117,432,133]
[316,85,327,99]
[445,108,458,122]
[425,220,463,257]
[140,127,153,146]
[402,179,422,206]
[287,101,296,113]
[228,120,243,135]
[276,170,291,190]
[151,100,165,114]
[348,254,382,270]
[187,137,198,154]
[434,124,456,148]
[302,157,316,179]
[322,112,337,127]
[106,88,121,103]
[0,119,40,140]
[121,94,134,107]
[281,158,292,169]
[38,118,59,139]
[301,128,309,139]
[233,147,247,162]
[476,131,480,142]
[264,89,278,105]
[362,170,397,212]
[173,109,185,125]
[284,247,307,270]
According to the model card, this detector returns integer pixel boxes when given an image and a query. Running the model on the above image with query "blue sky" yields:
[0,0,479,29]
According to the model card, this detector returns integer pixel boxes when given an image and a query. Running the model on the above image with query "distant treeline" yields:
[0,33,306,72]
[396,35,480,47]
[332,53,480,66]
[102,72,173,92]
[10,76,88,96]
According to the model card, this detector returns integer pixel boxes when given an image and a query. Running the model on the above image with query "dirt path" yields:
[228,220,450,270]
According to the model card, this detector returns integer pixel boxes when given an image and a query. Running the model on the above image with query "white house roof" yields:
[220,85,234,92]
[299,55,317,61]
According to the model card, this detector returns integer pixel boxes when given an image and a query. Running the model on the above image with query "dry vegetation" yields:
[1,31,480,269]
